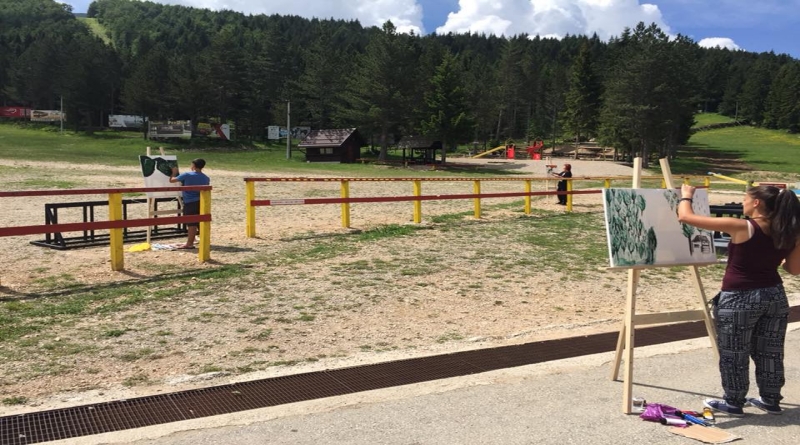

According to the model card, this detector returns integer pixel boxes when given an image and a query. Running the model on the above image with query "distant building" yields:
[298,128,365,163]
[396,136,443,164]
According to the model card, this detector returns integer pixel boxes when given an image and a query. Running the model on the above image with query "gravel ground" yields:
[1,156,779,415]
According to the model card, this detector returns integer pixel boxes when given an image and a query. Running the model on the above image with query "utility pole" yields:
[286,100,291,159]
[60,96,64,135]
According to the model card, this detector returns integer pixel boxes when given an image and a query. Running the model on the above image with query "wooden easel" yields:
[145,146,183,245]
[545,158,556,191]
[610,157,719,414]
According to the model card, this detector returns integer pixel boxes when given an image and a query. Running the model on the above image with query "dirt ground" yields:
[1,156,794,415]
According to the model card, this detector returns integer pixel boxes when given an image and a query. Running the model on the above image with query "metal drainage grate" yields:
[2,306,798,445]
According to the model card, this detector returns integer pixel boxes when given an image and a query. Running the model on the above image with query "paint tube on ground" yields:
[675,410,711,427]
[660,417,688,426]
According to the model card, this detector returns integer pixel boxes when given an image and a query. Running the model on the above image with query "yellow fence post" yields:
[108,192,124,271]
[198,189,211,262]
[704,176,711,189]
[413,180,422,223]
[524,180,532,214]
[661,178,666,189]
[341,180,351,228]
[566,180,573,212]
[604,179,611,189]
[245,180,256,238]
[473,180,481,219]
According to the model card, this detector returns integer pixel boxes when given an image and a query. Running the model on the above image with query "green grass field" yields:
[667,126,800,185]
[692,112,735,127]
[0,124,514,178]
[1,119,798,183]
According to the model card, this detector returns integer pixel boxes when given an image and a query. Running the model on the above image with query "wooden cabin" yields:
[298,128,365,163]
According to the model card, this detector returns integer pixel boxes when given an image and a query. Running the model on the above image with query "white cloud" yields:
[436,0,670,40]
[697,37,741,51]
[160,0,426,34]
[73,0,669,40]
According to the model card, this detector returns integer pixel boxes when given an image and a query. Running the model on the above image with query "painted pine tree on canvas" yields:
[603,188,716,268]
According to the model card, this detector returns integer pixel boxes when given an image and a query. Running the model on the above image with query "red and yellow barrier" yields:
[0,186,212,283]
[242,175,708,237]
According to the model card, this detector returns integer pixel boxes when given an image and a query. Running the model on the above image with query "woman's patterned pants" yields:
[713,285,788,407]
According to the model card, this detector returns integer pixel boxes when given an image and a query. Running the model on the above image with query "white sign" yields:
[291,126,311,139]
[109,114,145,128]
[268,126,308,139]
[270,199,306,206]
[215,123,231,140]
[197,122,232,140]
[30,110,63,122]
[148,121,191,139]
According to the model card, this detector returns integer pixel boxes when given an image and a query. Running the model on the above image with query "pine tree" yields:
[597,23,697,167]
[202,25,248,124]
[58,34,121,131]
[168,54,212,132]
[762,62,800,131]
[738,55,778,125]
[3,36,63,108]
[294,27,349,130]
[420,51,474,163]
[336,21,416,160]
[462,53,499,146]
[561,42,602,153]
[494,37,528,140]
[120,45,171,137]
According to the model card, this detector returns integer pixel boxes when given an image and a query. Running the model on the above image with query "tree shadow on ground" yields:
[674,143,751,175]
[432,162,528,175]
[0,264,251,302]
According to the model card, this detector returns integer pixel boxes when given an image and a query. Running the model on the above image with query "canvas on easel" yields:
[139,150,180,199]
[603,188,717,267]
[607,158,719,414]
[135,147,184,249]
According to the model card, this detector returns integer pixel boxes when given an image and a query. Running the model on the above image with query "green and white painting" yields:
[603,188,716,268]
[139,155,180,198]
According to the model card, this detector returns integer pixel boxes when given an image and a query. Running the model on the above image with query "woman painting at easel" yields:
[678,184,800,416]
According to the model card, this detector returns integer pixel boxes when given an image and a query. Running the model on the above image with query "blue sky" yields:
[62,1,798,58]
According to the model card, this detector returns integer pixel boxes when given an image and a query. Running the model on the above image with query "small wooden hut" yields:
[396,136,443,164]
[298,128,365,163]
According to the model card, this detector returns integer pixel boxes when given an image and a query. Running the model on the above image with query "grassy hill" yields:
[667,126,800,186]
[79,17,112,46]
[692,112,736,128]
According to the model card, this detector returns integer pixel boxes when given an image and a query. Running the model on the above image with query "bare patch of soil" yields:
[685,147,752,175]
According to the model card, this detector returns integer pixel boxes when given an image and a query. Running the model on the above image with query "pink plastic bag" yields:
[639,403,680,422]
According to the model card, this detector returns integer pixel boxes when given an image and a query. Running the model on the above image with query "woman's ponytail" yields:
[770,189,800,250]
